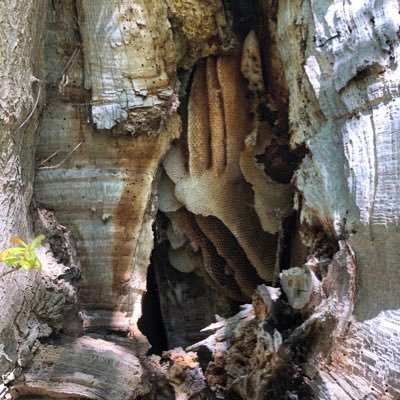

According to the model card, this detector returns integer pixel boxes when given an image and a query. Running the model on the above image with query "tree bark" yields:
[0,0,55,391]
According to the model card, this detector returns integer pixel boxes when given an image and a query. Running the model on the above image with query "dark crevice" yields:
[279,212,298,271]
[256,142,308,184]
[138,260,168,356]
[308,225,340,260]
[177,64,197,171]
[229,0,258,38]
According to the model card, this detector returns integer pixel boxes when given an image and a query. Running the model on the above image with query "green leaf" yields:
[0,235,46,275]
[25,249,35,261]
[29,234,45,250]
[4,257,21,266]
[4,247,25,256]
[20,260,32,271]
[35,259,42,271]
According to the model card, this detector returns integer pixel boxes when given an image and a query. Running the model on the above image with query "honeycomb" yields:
[206,57,226,175]
[167,220,187,250]
[169,245,203,273]
[196,215,263,298]
[188,62,211,173]
[158,171,183,213]
[240,127,292,234]
[161,31,292,299]
[239,30,292,233]
[168,209,244,301]
[240,30,264,93]
[164,55,277,282]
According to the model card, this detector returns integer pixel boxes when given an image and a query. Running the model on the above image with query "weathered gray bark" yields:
[276,1,400,397]
[0,2,80,395]
[0,0,400,399]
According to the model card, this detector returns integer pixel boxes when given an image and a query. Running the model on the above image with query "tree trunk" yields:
[0,1,73,393]
[0,0,399,399]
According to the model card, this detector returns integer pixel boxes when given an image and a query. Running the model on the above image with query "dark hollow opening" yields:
[138,260,168,356]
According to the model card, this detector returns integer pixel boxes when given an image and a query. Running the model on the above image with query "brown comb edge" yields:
[196,214,263,299]
[216,53,252,170]
[169,209,245,302]
[187,62,211,175]
[206,56,227,175]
